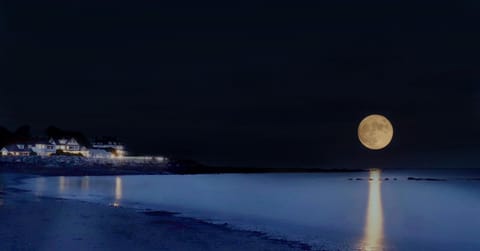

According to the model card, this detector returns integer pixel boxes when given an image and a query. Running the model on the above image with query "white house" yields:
[30,139,56,156]
[1,144,34,156]
[91,137,127,157]
[49,137,89,156]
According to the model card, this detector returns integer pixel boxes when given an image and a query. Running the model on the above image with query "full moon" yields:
[358,114,393,150]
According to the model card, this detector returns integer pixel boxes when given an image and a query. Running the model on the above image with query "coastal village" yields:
[1,136,126,159]
[0,126,170,170]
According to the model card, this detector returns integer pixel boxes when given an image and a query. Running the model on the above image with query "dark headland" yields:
[0,156,365,176]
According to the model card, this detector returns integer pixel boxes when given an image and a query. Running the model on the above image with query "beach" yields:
[0,174,312,251]
[4,169,480,251]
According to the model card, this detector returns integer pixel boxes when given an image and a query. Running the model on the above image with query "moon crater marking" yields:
[358,114,393,150]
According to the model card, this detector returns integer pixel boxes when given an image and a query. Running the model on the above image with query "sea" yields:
[14,169,480,251]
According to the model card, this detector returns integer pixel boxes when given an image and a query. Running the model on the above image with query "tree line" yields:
[0,125,90,148]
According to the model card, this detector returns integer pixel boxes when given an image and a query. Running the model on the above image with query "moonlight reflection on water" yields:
[360,169,384,251]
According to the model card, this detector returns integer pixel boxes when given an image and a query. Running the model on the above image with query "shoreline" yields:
[0,157,368,176]
[0,173,319,251]
[0,167,365,176]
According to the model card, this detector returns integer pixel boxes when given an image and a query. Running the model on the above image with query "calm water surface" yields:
[16,169,480,251]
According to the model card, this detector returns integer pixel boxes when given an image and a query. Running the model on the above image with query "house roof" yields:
[50,138,63,145]
[50,137,79,145]
[91,136,124,145]
[2,144,34,152]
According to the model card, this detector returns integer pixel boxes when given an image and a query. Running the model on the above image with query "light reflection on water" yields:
[113,176,122,207]
[359,169,384,251]
[55,176,122,207]
[59,176,66,193]
[60,176,91,193]
[81,176,89,191]
[17,170,480,251]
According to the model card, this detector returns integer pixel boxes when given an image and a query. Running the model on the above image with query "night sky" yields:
[1,1,480,168]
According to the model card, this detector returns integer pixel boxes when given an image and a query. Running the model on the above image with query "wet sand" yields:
[0,174,314,251]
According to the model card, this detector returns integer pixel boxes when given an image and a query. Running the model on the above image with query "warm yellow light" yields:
[81,176,89,191]
[59,176,66,193]
[113,176,122,207]
[360,169,385,251]
[358,114,393,150]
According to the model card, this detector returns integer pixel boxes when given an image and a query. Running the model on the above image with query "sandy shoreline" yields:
[0,173,315,251]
